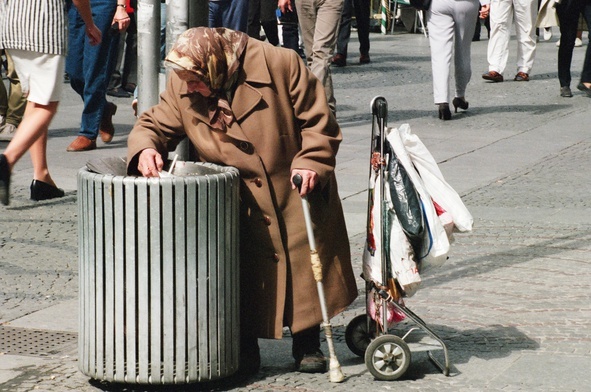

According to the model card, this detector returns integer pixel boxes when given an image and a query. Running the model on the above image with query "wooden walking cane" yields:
[292,174,345,383]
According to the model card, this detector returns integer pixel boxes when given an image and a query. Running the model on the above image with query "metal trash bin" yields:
[77,161,240,384]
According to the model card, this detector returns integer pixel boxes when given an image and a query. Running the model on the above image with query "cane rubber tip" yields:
[329,367,345,383]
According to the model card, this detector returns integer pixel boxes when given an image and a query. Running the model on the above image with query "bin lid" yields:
[86,157,229,177]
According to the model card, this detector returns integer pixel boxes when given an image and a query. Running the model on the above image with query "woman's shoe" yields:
[452,97,469,113]
[30,180,65,201]
[0,154,10,206]
[577,82,591,97]
[437,103,451,120]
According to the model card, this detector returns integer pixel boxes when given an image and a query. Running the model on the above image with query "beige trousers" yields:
[0,50,26,126]
[296,0,344,114]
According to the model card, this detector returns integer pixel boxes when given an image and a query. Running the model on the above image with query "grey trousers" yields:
[427,0,479,104]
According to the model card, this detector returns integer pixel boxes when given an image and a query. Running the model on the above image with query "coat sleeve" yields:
[126,75,191,174]
[286,51,342,187]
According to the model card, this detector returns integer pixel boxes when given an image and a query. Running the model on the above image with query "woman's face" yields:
[175,70,212,97]
[187,80,212,97]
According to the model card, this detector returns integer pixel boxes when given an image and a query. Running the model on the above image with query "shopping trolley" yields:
[344,96,450,381]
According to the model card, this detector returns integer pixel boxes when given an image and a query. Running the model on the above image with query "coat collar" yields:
[230,38,272,121]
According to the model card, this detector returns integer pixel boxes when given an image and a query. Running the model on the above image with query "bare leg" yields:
[29,126,56,186]
[3,101,59,186]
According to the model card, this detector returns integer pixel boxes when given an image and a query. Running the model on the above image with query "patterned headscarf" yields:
[165,27,249,131]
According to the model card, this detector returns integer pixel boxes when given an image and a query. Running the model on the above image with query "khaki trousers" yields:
[296,0,344,114]
[0,50,26,126]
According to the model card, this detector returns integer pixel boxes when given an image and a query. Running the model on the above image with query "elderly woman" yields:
[127,27,357,375]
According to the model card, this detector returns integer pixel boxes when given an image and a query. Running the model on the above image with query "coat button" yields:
[254,178,263,187]
[239,141,249,151]
[264,216,271,225]
[273,253,280,262]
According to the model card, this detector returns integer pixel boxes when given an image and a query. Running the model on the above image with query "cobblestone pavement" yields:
[1,25,590,392]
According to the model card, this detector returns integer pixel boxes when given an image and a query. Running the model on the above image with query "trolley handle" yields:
[371,96,388,121]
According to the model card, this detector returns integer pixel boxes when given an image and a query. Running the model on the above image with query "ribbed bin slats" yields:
[78,163,240,384]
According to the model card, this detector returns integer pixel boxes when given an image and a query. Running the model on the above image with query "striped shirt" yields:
[0,0,68,55]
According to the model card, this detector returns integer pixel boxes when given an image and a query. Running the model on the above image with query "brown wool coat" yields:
[127,38,357,339]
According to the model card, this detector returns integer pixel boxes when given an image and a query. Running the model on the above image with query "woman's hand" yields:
[137,148,164,177]
[113,5,130,32]
[291,169,318,196]
[480,4,490,19]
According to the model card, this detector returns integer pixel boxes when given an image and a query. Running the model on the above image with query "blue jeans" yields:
[66,0,119,139]
[208,0,249,32]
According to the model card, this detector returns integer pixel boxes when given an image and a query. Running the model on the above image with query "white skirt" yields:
[8,49,65,105]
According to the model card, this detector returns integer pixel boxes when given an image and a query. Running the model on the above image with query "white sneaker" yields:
[0,123,17,142]
[575,37,583,47]
[543,27,552,41]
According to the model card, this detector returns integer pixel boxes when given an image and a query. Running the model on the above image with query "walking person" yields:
[127,27,357,376]
[555,0,591,97]
[427,0,490,119]
[482,0,538,82]
[248,0,280,46]
[65,0,130,152]
[0,50,26,141]
[280,0,344,115]
[209,0,250,32]
[331,0,371,67]
[0,0,101,206]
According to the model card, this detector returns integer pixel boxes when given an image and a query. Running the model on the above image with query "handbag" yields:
[410,0,431,11]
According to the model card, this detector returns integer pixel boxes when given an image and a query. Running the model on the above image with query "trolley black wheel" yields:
[345,314,376,357]
[365,334,411,381]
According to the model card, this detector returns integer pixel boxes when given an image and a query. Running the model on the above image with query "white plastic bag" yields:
[362,169,385,285]
[388,212,421,297]
[398,124,473,232]
[386,127,450,271]
[363,159,422,296]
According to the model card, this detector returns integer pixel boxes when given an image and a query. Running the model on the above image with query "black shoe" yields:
[0,154,10,206]
[295,349,327,373]
[331,53,347,67]
[238,336,260,376]
[560,86,573,97]
[452,97,469,113]
[30,180,65,201]
[123,83,137,93]
[437,103,452,120]
[106,87,131,98]
[577,82,591,97]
